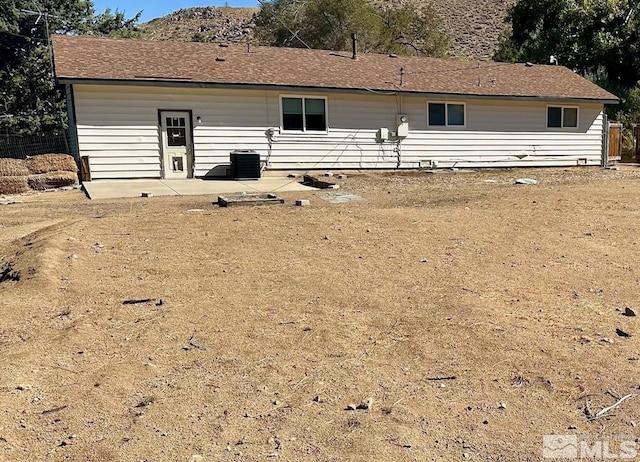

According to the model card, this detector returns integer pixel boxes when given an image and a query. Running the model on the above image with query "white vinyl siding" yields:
[72,84,606,179]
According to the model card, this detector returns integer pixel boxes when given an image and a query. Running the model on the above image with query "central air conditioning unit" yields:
[229,149,261,180]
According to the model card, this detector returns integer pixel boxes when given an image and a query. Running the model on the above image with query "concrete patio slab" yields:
[83,177,314,200]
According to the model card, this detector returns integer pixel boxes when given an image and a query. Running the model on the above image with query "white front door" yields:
[160,111,193,179]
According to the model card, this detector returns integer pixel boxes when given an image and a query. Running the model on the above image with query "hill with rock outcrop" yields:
[140,1,515,60]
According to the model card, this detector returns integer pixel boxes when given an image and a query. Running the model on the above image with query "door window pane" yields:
[168,128,186,146]
[447,104,465,126]
[547,107,562,128]
[282,97,303,131]
[563,107,578,127]
[428,103,446,126]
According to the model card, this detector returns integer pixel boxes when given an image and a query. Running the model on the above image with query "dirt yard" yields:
[1,167,640,461]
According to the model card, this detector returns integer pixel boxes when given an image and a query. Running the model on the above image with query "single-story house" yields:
[51,35,618,180]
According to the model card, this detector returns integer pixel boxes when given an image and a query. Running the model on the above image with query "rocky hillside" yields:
[140,7,258,44]
[430,0,515,59]
[140,1,515,60]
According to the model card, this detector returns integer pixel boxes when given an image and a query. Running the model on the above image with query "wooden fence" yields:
[608,123,622,161]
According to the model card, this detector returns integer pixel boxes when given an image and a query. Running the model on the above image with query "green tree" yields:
[254,0,448,57]
[495,0,639,87]
[91,8,142,38]
[0,1,141,134]
[495,0,640,155]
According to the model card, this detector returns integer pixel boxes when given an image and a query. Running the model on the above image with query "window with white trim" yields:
[547,106,578,128]
[428,102,465,127]
[281,96,327,132]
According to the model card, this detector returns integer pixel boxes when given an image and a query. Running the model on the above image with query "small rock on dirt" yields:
[515,178,538,185]
[616,328,632,338]
[345,403,357,411]
[295,199,310,207]
[356,398,373,410]
[141,192,153,198]
[624,307,637,317]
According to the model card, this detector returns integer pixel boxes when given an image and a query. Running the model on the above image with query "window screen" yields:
[563,107,578,128]
[428,103,446,126]
[282,97,304,131]
[305,98,326,131]
[447,104,465,126]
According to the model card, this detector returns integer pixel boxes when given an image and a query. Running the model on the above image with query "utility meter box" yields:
[377,127,390,142]
[397,114,409,137]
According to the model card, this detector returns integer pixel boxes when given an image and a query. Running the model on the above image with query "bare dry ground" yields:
[1,167,640,461]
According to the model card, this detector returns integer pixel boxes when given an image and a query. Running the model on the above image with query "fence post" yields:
[65,85,80,162]
[602,113,609,167]
[633,124,640,163]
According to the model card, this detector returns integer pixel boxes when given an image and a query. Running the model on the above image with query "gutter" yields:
[55,77,620,105]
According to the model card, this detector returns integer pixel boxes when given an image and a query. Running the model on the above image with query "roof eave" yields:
[56,77,620,104]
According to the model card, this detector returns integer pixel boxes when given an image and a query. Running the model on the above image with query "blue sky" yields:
[93,1,259,23]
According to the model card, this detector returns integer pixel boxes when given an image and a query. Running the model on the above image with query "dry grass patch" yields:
[27,171,78,190]
[0,176,30,194]
[0,158,29,177]
[25,153,77,174]
[0,167,640,461]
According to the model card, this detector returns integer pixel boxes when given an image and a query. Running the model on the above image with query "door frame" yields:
[158,109,195,179]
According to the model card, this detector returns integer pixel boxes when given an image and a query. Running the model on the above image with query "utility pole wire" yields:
[18,7,66,129]
[255,0,312,49]
[19,9,60,78]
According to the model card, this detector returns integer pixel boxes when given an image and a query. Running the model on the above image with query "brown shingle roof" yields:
[52,35,618,103]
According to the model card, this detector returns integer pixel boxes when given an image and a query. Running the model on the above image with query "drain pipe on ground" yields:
[263,127,275,172]
[395,139,402,168]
